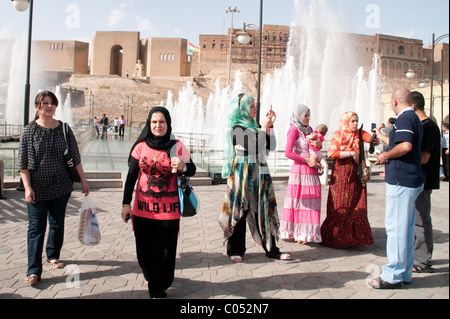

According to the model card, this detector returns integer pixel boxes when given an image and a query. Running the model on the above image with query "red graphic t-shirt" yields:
[131,140,191,220]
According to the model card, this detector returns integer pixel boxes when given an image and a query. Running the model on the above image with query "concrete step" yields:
[3,177,124,190]
[3,169,213,190]
[85,172,122,179]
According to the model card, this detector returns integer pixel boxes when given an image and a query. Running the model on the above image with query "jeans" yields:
[381,183,424,284]
[26,193,71,278]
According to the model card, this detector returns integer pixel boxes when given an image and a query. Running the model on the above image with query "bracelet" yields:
[81,177,87,181]
[122,204,131,207]
[383,153,389,163]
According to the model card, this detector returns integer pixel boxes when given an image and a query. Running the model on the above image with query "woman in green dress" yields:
[219,93,290,263]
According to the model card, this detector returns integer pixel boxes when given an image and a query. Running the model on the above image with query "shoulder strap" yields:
[62,122,69,149]
[359,126,365,161]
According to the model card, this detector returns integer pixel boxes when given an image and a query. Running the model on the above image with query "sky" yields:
[0,0,448,47]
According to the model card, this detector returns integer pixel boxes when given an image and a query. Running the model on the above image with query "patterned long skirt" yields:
[280,161,322,243]
[321,158,374,248]
[219,155,280,252]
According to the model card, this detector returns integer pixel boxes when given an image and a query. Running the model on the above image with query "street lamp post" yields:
[236,0,263,123]
[405,60,448,127]
[226,7,239,88]
[430,33,449,118]
[11,0,34,127]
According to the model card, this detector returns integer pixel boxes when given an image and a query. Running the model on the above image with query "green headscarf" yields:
[221,94,260,178]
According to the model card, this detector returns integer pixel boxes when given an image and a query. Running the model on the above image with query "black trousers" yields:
[227,210,280,258]
[443,148,449,178]
[133,216,179,296]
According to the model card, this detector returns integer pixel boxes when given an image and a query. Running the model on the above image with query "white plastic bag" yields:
[78,194,101,245]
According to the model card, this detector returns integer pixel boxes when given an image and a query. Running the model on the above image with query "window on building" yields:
[398,46,405,55]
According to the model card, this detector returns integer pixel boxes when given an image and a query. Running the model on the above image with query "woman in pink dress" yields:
[280,104,323,243]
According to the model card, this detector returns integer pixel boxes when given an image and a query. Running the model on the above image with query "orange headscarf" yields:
[327,111,360,158]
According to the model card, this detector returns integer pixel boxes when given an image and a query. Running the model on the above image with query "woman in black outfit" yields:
[121,107,196,298]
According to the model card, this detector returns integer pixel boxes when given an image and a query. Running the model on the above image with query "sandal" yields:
[412,265,434,273]
[266,252,291,261]
[280,253,291,261]
[25,274,40,285]
[48,259,65,269]
[368,277,402,289]
[230,256,242,263]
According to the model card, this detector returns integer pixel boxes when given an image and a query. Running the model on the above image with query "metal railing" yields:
[0,127,95,178]
[0,124,23,137]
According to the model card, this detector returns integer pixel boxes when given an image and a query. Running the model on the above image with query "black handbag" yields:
[63,123,81,183]
[177,175,198,217]
[356,125,370,185]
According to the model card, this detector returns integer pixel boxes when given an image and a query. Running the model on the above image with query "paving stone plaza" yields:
[0,135,448,301]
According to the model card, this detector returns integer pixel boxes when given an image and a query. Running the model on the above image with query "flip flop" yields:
[25,274,40,285]
[48,259,65,269]
[412,265,434,273]
[230,256,242,263]
[266,252,291,261]
[368,277,402,289]
[280,253,291,261]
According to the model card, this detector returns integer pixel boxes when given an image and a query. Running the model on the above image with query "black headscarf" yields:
[128,106,177,163]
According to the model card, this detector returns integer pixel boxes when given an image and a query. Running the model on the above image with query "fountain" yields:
[169,0,381,161]
[1,37,74,126]
[2,38,29,125]
[54,85,74,126]
[261,0,381,148]
[166,71,245,150]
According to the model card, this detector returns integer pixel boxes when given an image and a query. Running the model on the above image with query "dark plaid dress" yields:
[18,121,81,201]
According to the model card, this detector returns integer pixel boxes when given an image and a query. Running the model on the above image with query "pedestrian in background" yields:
[442,123,449,181]
[18,91,89,285]
[93,116,99,136]
[100,113,108,138]
[119,115,126,137]
[114,117,119,133]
